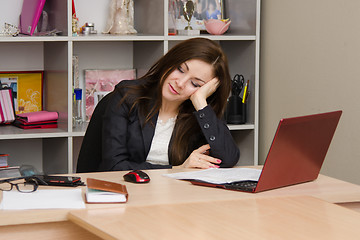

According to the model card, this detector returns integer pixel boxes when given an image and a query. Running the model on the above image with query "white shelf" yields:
[0,126,69,140]
[71,123,89,136]
[70,34,165,42]
[0,0,260,173]
[166,35,256,41]
[228,124,255,131]
[0,36,69,42]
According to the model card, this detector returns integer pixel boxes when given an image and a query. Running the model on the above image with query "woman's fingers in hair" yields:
[200,77,220,99]
[208,77,220,91]
[190,77,220,110]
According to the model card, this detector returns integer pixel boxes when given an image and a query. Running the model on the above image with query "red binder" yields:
[13,111,59,129]
[13,119,57,129]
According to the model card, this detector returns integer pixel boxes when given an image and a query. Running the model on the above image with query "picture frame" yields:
[85,69,136,121]
[0,71,43,114]
[170,0,224,32]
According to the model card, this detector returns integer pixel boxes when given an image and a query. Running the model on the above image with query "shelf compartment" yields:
[74,0,164,37]
[0,137,69,174]
[223,0,258,35]
[231,129,256,166]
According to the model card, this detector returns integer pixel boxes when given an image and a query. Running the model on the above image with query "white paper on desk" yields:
[163,168,262,184]
[0,188,85,210]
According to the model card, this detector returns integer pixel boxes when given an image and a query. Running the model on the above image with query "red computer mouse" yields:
[123,170,150,183]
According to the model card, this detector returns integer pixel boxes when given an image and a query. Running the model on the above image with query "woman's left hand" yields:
[190,77,220,110]
[178,144,222,169]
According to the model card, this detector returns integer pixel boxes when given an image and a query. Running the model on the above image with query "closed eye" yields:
[177,66,185,73]
[191,80,202,88]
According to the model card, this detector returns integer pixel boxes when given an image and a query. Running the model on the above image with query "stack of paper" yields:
[163,168,262,184]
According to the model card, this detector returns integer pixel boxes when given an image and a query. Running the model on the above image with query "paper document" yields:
[0,188,85,210]
[163,168,262,184]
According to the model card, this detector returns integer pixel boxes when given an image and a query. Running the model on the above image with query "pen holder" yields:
[225,95,246,124]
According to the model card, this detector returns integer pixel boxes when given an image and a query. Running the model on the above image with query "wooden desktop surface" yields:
[1,167,360,227]
[1,168,360,239]
[68,196,360,240]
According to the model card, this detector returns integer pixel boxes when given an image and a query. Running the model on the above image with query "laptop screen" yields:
[255,110,342,192]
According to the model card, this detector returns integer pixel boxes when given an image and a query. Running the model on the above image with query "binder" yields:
[19,0,47,36]
[0,88,16,124]
[13,111,58,129]
[13,119,58,129]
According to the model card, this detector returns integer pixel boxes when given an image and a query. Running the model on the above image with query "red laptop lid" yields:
[255,110,342,192]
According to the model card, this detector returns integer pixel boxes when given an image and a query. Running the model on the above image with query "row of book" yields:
[1,87,58,129]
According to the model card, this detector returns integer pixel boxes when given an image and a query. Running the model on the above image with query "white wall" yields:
[260,0,360,184]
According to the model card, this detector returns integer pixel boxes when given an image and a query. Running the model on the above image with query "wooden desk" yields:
[1,168,360,227]
[68,196,360,240]
[1,168,360,239]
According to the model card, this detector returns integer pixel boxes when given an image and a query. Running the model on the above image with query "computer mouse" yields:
[123,170,150,183]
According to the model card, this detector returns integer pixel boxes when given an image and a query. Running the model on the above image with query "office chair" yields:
[76,92,113,173]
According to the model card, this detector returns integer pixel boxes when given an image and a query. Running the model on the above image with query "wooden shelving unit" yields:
[0,0,260,173]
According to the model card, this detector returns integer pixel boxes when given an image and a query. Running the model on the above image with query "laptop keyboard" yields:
[224,180,258,192]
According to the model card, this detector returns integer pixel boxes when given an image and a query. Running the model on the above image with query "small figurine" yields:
[72,14,79,36]
[104,0,137,35]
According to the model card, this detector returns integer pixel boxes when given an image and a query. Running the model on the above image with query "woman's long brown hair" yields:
[117,38,231,165]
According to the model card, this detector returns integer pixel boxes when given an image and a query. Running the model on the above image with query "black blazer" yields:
[77,80,240,172]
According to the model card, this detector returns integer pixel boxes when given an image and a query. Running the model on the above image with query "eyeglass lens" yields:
[0,181,37,193]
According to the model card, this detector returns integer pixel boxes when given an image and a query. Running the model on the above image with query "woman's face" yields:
[162,59,214,106]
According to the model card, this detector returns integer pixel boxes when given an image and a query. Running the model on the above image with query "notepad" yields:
[85,178,128,203]
[0,188,85,210]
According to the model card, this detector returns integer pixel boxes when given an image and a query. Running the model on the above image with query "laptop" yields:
[191,110,342,193]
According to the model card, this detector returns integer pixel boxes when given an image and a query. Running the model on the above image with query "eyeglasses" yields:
[0,176,44,193]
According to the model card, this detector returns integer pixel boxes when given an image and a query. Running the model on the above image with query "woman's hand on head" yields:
[179,144,222,169]
[190,77,220,111]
